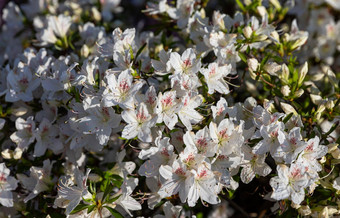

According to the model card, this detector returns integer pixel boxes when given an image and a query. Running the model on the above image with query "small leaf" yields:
[104,206,124,218]
[107,195,121,204]
[87,205,96,213]
[282,113,293,123]
[238,52,247,63]
[102,179,114,202]
[70,204,89,214]
[135,43,147,62]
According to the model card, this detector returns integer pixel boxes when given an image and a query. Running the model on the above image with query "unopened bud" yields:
[13,148,23,159]
[291,36,308,50]
[298,205,311,216]
[1,149,12,159]
[81,44,90,58]
[257,6,267,18]
[326,100,334,110]
[243,26,253,39]
[269,0,282,10]
[281,85,291,96]
[295,89,304,97]
[247,58,259,80]
[91,7,102,22]
[298,62,308,86]
[270,31,280,43]
[280,102,297,115]
[280,64,289,84]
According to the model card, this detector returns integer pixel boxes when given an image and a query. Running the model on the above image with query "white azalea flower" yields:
[280,127,307,164]
[115,177,141,217]
[187,163,220,207]
[48,14,72,38]
[138,137,176,177]
[109,149,136,177]
[5,63,40,102]
[158,159,192,203]
[73,96,121,146]
[155,91,181,130]
[0,163,18,207]
[210,119,244,156]
[270,164,309,205]
[153,201,182,218]
[183,126,217,157]
[169,48,201,76]
[122,102,156,142]
[177,94,203,130]
[102,69,145,109]
[201,63,232,94]
[297,136,328,172]
[240,145,271,184]
[10,116,36,150]
[252,122,286,162]
[152,49,172,75]
[56,168,91,215]
[34,118,63,157]
[17,160,54,202]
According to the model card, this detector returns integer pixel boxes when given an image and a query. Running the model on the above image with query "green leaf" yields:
[238,52,247,63]
[282,113,293,123]
[104,206,124,218]
[87,205,96,213]
[107,195,121,204]
[236,0,246,11]
[129,45,134,60]
[135,43,147,62]
[70,204,90,214]
[102,179,114,202]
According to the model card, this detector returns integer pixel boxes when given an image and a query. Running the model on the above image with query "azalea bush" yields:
[0,0,340,217]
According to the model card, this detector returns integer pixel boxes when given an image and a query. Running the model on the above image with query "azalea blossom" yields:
[17,160,54,202]
[0,163,18,207]
[122,102,156,142]
[55,168,91,215]
[102,69,145,109]
[10,116,36,150]
[200,62,232,94]
[270,164,309,205]
[155,91,181,130]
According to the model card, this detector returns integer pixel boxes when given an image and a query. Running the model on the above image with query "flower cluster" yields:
[0,0,339,217]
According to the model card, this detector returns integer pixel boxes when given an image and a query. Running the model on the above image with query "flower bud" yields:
[280,64,289,84]
[244,0,251,6]
[310,94,323,105]
[1,149,12,159]
[12,107,28,117]
[81,44,90,58]
[244,97,257,110]
[282,33,290,43]
[13,148,23,159]
[243,26,253,39]
[280,102,297,115]
[91,7,102,22]
[298,205,311,216]
[270,0,282,10]
[320,156,326,164]
[281,85,291,96]
[270,31,280,43]
[257,6,267,18]
[298,62,308,86]
[328,143,340,159]
[326,100,334,110]
[295,89,304,97]
[247,58,259,80]
[254,34,268,41]
[291,36,308,50]
[316,104,326,120]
